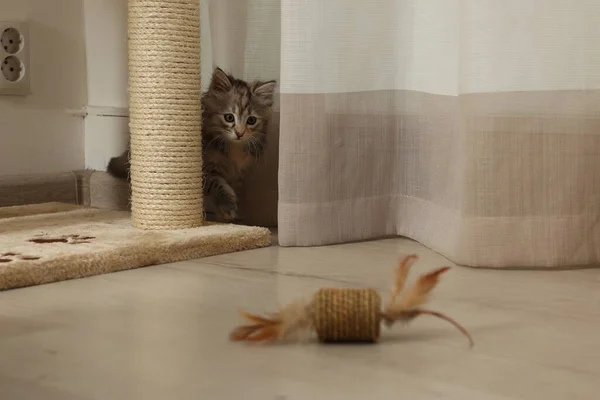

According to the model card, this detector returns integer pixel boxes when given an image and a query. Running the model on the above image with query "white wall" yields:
[84,0,128,108]
[82,0,214,171]
[0,0,87,176]
[82,0,129,171]
[0,0,220,175]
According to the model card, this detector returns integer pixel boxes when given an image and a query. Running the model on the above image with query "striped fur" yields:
[106,67,276,222]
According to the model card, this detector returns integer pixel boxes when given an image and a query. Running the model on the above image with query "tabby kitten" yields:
[107,67,276,222]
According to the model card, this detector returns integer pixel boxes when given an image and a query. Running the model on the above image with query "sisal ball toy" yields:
[229,254,474,346]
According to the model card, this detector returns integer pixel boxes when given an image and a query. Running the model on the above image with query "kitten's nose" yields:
[235,129,245,138]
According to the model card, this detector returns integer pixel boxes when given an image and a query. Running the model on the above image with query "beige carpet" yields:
[0,203,271,291]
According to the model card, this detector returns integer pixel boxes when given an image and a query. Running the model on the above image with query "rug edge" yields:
[0,225,272,291]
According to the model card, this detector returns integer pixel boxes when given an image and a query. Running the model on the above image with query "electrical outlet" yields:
[1,56,23,82]
[1,27,22,54]
[0,21,29,96]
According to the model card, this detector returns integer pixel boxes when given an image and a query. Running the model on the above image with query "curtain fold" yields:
[205,0,600,268]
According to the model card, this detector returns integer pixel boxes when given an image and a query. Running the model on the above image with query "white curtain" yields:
[203,0,600,268]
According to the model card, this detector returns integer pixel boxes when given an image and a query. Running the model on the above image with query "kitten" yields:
[107,67,277,222]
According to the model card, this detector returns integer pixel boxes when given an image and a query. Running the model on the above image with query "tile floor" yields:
[0,237,599,399]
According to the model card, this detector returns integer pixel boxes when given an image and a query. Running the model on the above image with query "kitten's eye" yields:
[224,113,235,123]
[246,116,257,125]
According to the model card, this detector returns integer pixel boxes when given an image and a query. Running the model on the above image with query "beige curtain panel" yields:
[203,0,600,268]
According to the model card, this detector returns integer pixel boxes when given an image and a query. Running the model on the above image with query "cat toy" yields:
[229,254,474,346]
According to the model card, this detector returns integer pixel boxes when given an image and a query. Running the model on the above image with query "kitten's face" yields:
[203,68,276,144]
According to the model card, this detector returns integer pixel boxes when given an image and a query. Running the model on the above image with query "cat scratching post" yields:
[127,0,203,229]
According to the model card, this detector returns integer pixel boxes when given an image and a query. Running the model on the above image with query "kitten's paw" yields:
[216,202,238,222]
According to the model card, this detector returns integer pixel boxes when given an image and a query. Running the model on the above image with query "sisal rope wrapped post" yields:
[229,255,475,347]
[127,0,203,229]
[313,288,381,342]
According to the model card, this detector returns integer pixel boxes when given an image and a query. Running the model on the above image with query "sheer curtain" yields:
[203,0,600,268]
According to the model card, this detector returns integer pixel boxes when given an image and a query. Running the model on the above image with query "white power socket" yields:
[0,21,29,96]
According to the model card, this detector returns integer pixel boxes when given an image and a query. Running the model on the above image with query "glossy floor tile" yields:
[0,237,599,399]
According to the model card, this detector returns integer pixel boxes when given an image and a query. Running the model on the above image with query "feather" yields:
[244,325,280,342]
[229,324,280,342]
[229,299,313,343]
[387,254,419,307]
[393,266,450,311]
[229,309,281,342]
[380,260,473,347]
[240,310,280,325]
[380,308,474,347]
[229,324,262,341]
[277,299,314,340]
[413,309,474,348]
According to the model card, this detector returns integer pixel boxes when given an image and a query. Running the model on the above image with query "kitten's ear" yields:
[209,67,233,92]
[252,80,277,102]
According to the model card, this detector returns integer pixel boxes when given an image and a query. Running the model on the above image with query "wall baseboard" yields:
[0,172,80,207]
[0,169,278,228]
[67,105,129,118]
[0,170,128,211]
[81,170,130,211]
